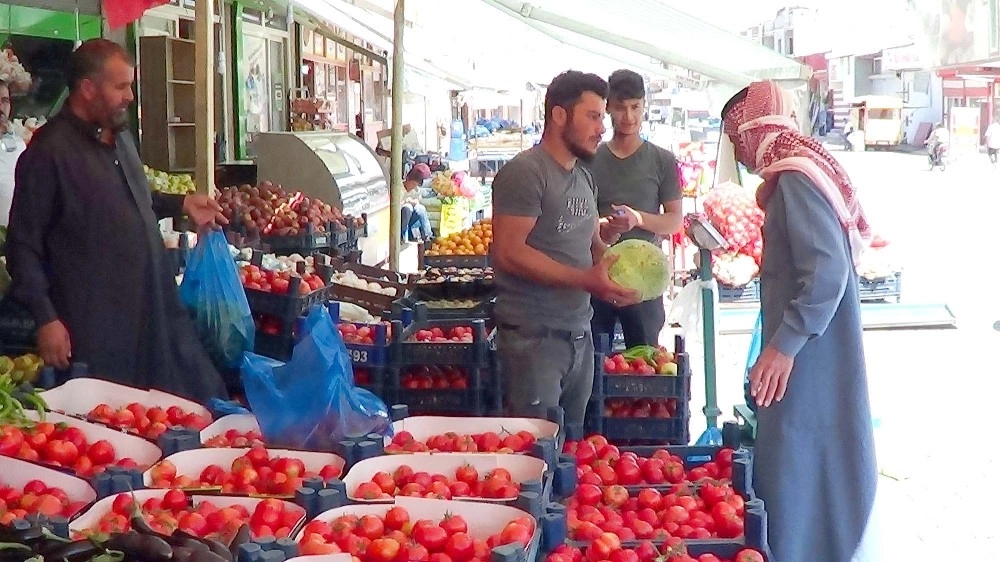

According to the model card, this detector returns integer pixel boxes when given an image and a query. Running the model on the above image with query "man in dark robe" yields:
[6,39,229,403]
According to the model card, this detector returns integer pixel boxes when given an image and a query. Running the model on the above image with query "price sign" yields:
[348,347,369,364]
[439,199,471,238]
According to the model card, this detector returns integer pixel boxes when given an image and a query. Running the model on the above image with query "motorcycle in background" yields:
[928,142,949,171]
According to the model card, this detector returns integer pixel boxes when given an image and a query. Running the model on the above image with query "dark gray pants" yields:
[591,296,665,349]
[496,326,595,426]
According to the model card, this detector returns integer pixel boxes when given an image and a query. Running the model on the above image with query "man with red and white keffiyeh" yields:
[721,81,882,562]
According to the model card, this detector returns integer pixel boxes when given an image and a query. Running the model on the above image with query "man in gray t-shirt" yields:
[491,70,638,426]
[586,70,683,348]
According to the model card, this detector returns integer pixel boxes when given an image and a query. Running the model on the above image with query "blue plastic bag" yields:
[241,304,391,450]
[744,308,763,412]
[178,230,255,368]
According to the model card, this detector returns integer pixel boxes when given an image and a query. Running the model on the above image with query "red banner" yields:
[103,0,169,30]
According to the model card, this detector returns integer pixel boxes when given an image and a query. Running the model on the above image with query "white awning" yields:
[481,0,812,87]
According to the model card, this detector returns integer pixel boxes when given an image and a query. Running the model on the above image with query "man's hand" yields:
[598,218,621,245]
[749,345,795,407]
[37,320,72,370]
[183,194,229,230]
[584,254,640,307]
[607,204,642,233]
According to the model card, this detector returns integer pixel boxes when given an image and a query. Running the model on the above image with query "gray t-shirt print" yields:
[491,146,598,331]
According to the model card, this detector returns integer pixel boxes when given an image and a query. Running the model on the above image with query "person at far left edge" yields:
[6,39,229,404]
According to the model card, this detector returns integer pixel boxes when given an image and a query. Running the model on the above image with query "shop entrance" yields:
[243,32,286,157]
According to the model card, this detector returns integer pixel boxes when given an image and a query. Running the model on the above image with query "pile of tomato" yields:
[298,506,534,562]
[78,491,303,541]
[0,422,141,478]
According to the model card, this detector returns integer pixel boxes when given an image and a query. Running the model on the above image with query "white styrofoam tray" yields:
[342,453,547,503]
[388,416,560,449]
[41,378,212,420]
[26,411,163,469]
[295,496,535,543]
[70,488,305,537]
[0,455,97,516]
[200,414,261,445]
[143,447,346,492]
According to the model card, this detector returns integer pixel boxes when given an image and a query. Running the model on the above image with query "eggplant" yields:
[0,543,32,562]
[37,539,104,562]
[104,531,173,562]
[172,530,233,562]
[164,534,209,553]
[172,546,198,562]
[227,524,251,559]
[0,526,42,545]
[188,550,230,562]
[128,515,159,537]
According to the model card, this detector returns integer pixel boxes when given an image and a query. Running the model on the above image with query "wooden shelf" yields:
[139,36,198,173]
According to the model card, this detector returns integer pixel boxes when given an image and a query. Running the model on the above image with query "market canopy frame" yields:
[481,0,812,87]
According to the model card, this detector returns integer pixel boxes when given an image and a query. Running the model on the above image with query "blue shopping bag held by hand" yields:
[744,309,763,412]
[178,230,255,368]
[241,304,391,451]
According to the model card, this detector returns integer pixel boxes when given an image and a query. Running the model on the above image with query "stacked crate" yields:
[388,318,498,416]
[584,335,692,445]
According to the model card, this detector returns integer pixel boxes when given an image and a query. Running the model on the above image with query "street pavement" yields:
[696,146,1000,558]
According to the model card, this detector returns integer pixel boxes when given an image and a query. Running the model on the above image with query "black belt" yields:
[498,323,589,341]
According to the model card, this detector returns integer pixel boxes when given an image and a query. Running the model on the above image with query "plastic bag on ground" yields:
[178,229,255,368]
[241,304,391,450]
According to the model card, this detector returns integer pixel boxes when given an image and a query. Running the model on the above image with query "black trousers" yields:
[591,296,666,349]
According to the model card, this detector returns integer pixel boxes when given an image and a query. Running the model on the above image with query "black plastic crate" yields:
[617,445,755,499]
[858,271,902,303]
[391,318,493,366]
[391,297,495,323]
[390,365,497,415]
[569,500,769,554]
[419,249,491,269]
[718,278,761,304]
[596,352,692,398]
[330,258,411,284]
[252,329,297,361]
[599,415,690,445]
[329,271,410,317]
[586,397,690,445]
[353,364,389,401]
[244,282,328,321]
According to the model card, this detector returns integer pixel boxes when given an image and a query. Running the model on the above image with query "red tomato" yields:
[734,550,765,562]
[356,514,385,540]
[440,514,468,536]
[413,524,448,552]
[87,440,116,466]
[454,464,478,486]
[162,489,188,512]
[368,538,402,562]
[383,506,409,530]
[585,533,621,562]
[498,522,532,547]
[444,532,475,562]
[575,484,602,507]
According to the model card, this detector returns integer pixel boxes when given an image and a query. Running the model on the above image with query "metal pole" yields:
[194,0,215,195]
[388,0,405,270]
[698,248,721,430]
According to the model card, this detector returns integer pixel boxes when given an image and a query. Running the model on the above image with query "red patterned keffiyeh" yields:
[722,80,871,264]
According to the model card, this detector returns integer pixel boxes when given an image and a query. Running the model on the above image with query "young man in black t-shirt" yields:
[586,70,683,347]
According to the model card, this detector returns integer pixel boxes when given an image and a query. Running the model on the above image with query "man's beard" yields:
[108,108,129,132]
[562,129,597,163]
